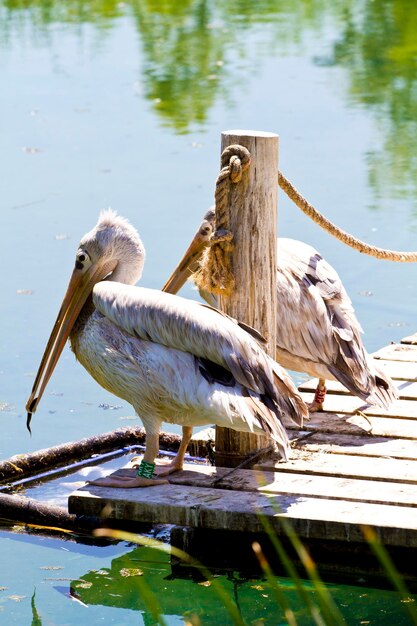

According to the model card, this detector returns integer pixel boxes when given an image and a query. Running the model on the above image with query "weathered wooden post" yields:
[215,129,279,467]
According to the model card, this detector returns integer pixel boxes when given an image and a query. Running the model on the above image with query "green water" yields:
[0,527,414,625]
[2,0,417,623]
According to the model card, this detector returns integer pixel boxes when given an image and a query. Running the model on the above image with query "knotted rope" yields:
[195,149,417,299]
[194,144,251,295]
[278,171,417,262]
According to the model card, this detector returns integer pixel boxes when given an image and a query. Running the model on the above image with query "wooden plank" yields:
[292,432,417,460]
[401,332,417,345]
[299,378,417,401]
[68,481,417,547]
[298,365,417,386]
[108,466,417,507]
[299,392,417,419]
[373,343,417,362]
[374,359,417,381]
[168,468,417,508]
[256,449,417,484]
[291,411,417,439]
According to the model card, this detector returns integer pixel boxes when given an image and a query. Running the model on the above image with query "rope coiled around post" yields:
[194,144,251,295]
[278,171,417,262]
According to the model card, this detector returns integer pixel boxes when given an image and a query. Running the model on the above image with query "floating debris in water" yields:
[358,290,373,297]
[99,403,123,411]
[16,289,33,295]
[74,581,92,589]
[12,198,44,211]
[119,568,143,578]
[22,146,42,154]
[55,234,69,241]
[0,403,14,412]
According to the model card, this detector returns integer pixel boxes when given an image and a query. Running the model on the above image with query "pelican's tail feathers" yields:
[242,391,290,461]
[328,358,398,410]
[364,363,398,410]
[270,360,309,428]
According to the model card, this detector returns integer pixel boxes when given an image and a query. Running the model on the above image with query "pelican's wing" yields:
[93,282,307,425]
[277,238,362,369]
[94,283,275,393]
[199,303,267,346]
[277,239,397,408]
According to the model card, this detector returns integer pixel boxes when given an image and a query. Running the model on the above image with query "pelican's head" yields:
[77,209,146,286]
[162,208,215,294]
[25,210,145,428]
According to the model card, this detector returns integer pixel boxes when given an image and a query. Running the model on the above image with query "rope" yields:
[278,171,417,262]
[194,144,251,295]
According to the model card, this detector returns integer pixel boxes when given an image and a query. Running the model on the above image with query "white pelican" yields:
[26,210,308,488]
[163,210,398,412]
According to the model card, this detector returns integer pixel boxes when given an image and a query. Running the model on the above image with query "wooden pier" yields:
[69,332,417,578]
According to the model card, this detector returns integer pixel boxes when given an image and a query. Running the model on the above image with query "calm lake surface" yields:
[1,0,417,623]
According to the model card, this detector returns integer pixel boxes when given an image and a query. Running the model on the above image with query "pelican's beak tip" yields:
[26,397,37,435]
[26,412,32,435]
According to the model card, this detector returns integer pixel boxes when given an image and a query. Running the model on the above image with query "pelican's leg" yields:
[308,378,327,412]
[153,426,193,476]
[87,430,168,488]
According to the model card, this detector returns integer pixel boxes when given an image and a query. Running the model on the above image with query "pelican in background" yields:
[163,210,398,412]
[26,210,308,488]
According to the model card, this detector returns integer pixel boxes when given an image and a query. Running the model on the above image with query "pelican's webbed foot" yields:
[153,457,185,476]
[87,475,168,488]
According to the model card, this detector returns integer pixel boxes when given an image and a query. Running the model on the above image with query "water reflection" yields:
[2,0,417,198]
[70,544,417,625]
[30,589,43,626]
[71,545,304,625]
[130,0,229,132]
[330,0,417,198]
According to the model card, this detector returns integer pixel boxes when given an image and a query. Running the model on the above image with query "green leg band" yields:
[137,461,155,479]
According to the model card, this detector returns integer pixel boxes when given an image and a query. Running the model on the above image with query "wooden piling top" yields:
[69,332,417,549]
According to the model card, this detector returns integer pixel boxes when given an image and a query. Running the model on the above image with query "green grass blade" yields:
[259,512,348,626]
[257,515,326,626]
[362,525,417,625]
[127,572,169,626]
[252,540,298,626]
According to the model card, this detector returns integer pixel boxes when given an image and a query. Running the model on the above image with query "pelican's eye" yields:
[200,222,212,237]
[75,249,92,271]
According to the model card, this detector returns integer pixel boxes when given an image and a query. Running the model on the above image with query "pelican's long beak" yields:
[162,212,214,295]
[25,258,117,432]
